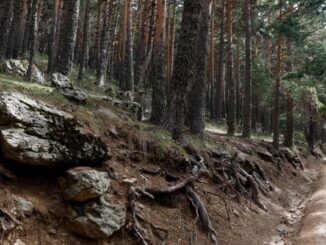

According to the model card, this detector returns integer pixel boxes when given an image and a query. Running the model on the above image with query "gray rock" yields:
[14,196,34,215]
[69,194,126,239]
[51,72,72,88]
[59,167,110,202]
[4,59,46,85]
[58,87,88,105]
[0,92,110,167]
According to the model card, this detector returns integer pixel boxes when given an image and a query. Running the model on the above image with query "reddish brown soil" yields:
[0,121,322,245]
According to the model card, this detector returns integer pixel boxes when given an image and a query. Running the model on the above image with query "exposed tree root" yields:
[0,208,21,243]
[128,157,218,244]
[186,186,218,244]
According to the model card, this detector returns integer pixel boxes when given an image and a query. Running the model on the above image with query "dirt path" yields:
[294,163,326,245]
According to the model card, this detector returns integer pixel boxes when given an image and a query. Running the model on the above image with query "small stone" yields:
[59,167,110,202]
[49,228,57,235]
[122,178,138,185]
[14,196,35,215]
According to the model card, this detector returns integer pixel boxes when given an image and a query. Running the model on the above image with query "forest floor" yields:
[0,63,325,244]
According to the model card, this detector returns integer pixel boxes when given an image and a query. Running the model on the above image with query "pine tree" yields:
[150,0,166,125]
[242,0,252,138]
[226,0,235,136]
[56,0,80,77]
[188,0,212,135]
[168,0,201,140]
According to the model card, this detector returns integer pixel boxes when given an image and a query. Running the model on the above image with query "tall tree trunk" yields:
[215,0,225,121]
[273,1,283,149]
[284,39,294,148]
[168,0,201,140]
[284,4,294,148]
[95,0,102,69]
[235,40,241,124]
[272,37,282,148]
[308,106,318,150]
[48,0,60,73]
[22,0,33,57]
[6,0,21,59]
[122,0,134,91]
[27,0,38,81]
[284,96,294,148]
[137,0,156,89]
[242,0,251,137]
[226,0,235,136]
[0,0,14,63]
[166,0,176,85]
[56,0,80,77]
[150,0,166,125]
[77,0,91,82]
[209,0,215,119]
[188,0,212,135]
[97,0,111,86]
[134,0,150,88]
[13,0,28,58]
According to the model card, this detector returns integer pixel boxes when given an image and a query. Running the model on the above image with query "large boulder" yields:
[0,92,110,167]
[4,59,46,85]
[59,167,110,202]
[69,194,126,239]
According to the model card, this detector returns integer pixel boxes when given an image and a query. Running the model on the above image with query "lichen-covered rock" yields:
[69,194,126,239]
[0,92,110,167]
[58,87,88,105]
[59,167,110,202]
[4,59,46,84]
[51,72,72,88]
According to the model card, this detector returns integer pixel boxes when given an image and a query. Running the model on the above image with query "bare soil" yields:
[0,121,324,245]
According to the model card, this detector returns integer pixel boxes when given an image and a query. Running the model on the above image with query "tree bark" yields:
[188,0,212,135]
[27,0,38,81]
[0,0,14,63]
[272,2,283,149]
[6,0,21,59]
[56,0,80,77]
[48,0,60,73]
[235,40,241,124]
[168,0,201,140]
[166,0,176,85]
[215,0,225,121]
[122,0,134,91]
[242,0,251,137]
[209,0,215,119]
[226,0,235,136]
[150,0,166,125]
[13,0,28,58]
[77,0,91,82]
[97,0,111,86]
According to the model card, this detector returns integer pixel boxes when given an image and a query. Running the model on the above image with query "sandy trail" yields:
[295,164,326,245]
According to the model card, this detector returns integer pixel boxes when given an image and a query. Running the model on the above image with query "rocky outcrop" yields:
[59,167,110,202]
[69,194,126,239]
[51,73,87,104]
[4,59,46,85]
[0,92,110,167]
